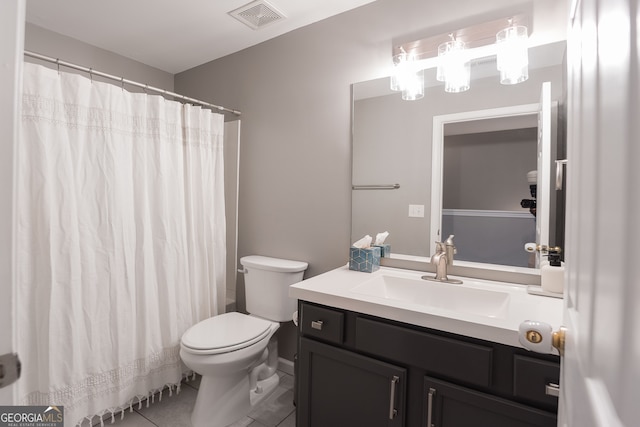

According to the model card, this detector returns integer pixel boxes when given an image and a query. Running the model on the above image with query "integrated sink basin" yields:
[350,274,510,319]
[289,264,564,349]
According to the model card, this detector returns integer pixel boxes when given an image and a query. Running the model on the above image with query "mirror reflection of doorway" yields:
[442,121,538,268]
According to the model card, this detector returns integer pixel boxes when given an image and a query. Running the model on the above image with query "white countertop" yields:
[289,264,563,351]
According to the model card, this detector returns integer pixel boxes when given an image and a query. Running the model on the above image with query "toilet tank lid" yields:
[240,255,308,273]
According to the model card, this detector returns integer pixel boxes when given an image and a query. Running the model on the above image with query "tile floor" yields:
[91,371,295,427]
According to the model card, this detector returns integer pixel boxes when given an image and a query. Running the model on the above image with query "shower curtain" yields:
[16,62,226,426]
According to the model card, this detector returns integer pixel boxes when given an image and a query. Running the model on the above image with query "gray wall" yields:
[24,23,173,91]
[174,0,557,360]
[443,128,538,211]
[442,213,535,267]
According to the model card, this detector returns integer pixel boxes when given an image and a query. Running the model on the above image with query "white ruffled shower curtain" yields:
[16,62,226,426]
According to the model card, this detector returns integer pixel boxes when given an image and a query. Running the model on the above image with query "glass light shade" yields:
[390,52,407,91]
[390,52,424,100]
[496,25,529,84]
[401,68,424,100]
[437,40,470,93]
[390,73,401,91]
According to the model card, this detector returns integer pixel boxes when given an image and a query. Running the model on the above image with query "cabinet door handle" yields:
[388,375,399,420]
[545,382,560,397]
[311,320,323,330]
[427,387,436,427]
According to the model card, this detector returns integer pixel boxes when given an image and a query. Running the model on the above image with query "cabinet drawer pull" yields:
[427,387,436,427]
[388,376,399,420]
[545,382,560,397]
[311,320,324,330]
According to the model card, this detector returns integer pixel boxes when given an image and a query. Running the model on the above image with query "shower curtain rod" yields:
[24,50,242,116]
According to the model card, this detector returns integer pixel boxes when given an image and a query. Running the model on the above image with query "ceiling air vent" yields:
[229,0,286,30]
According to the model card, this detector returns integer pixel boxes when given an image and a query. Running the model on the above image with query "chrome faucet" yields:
[422,241,463,284]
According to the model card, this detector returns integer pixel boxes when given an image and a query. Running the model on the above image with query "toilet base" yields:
[250,373,280,407]
[191,371,280,427]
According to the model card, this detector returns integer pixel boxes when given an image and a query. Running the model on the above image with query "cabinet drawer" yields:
[300,303,344,344]
[513,355,560,410]
[356,317,493,387]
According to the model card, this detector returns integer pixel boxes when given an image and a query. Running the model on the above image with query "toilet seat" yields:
[181,312,274,355]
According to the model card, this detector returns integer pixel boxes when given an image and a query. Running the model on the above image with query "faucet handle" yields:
[435,241,445,254]
[445,235,457,254]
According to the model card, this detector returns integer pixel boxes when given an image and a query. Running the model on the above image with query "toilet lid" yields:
[181,312,273,354]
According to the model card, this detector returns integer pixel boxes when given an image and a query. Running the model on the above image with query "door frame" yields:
[0,0,25,404]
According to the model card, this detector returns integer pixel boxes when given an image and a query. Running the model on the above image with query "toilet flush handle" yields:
[238,268,248,274]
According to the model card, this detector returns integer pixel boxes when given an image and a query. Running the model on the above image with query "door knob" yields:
[0,353,21,388]
[519,321,566,356]
[552,326,566,356]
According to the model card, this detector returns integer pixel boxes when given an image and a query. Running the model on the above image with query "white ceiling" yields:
[25,0,377,74]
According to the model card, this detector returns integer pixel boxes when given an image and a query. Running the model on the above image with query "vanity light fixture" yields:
[390,14,530,98]
[391,50,425,100]
[437,36,470,93]
[496,21,529,84]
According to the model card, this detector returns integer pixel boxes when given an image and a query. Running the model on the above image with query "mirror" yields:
[351,41,566,273]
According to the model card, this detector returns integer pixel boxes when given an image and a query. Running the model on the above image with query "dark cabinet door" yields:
[424,377,557,427]
[297,337,406,427]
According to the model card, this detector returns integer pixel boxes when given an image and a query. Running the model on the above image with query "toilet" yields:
[180,255,308,427]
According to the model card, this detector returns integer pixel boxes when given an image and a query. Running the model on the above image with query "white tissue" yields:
[352,235,373,248]
[375,231,389,245]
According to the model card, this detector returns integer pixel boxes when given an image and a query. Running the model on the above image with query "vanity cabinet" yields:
[297,303,406,427]
[296,301,559,427]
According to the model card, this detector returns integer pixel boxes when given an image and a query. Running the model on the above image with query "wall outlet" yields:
[408,204,425,218]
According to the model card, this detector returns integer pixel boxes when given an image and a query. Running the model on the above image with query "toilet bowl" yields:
[180,312,280,427]
[180,255,308,427]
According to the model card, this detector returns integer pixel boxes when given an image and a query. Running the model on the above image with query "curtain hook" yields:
[144,84,149,94]
[121,77,125,91]
[89,68,93,83]
[55,58,60,75]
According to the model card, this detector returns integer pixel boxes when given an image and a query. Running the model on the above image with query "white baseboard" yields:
[278,357,294,376]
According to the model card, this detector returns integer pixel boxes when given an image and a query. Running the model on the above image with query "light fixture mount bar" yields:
[392,14,530,62]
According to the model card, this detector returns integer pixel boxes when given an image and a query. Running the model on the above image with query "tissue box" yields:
[349,246,381,273]
[373,244,391,258]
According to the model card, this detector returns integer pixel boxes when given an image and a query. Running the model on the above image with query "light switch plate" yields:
[408,204,424,218]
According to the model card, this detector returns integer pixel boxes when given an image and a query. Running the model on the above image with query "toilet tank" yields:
[240,255,308,322]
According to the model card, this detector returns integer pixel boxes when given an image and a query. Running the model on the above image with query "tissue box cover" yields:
[373,244,391,257]
[349,246,381,273]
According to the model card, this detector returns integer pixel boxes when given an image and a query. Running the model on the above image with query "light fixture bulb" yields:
[401,67,424,100]
[390,52,424,100]
[437,39,470,93]
[496,25,529,84]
